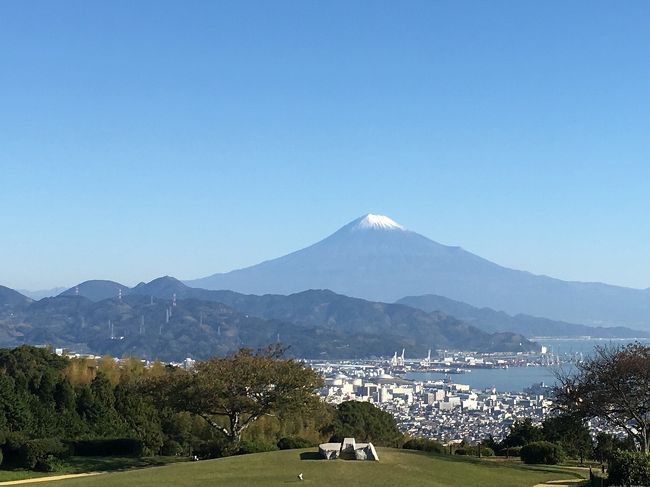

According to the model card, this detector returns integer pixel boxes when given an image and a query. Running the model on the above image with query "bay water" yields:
[405,337,650,393]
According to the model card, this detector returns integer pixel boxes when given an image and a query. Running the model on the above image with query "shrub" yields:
[35,455,62,472]
[607,450,650,487]
[453,445,494,457]
[70,438,144,457]
[193,439,229,459]
[0,448,3,466]
[238,440,278,455]
[16,439,69,469]
[277,437,314,450]
[594,433,636,463]
[402,438,445,454]
[479,446,495,457]
[520,441,565,465]
[160,440,184,456]
[500,446,522,457]
[2,431,27,466]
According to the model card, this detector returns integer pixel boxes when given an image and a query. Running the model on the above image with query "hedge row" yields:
[67,438,144,457]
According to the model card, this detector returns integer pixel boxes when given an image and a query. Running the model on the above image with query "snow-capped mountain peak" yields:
[355,213,405,231]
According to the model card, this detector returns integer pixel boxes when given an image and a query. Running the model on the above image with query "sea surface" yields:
[535,337,650,356]
[406,366,559,393]
[405,337,650,393]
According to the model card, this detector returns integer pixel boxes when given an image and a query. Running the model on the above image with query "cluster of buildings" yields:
[313,358,554,444]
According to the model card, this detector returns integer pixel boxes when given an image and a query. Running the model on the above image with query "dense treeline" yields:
[0,346,335,471]
[0,346,172,456]
[484,416,637,466]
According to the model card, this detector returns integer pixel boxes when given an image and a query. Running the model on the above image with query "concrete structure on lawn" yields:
[319,438,379,461]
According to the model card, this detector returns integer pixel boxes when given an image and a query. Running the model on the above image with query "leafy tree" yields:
[0,374,31,432]
[119,356,146,383]
[77,374,127,438]
[54,378,76,412]
[541,413,592,459]
[608,450,650,486]
[65,358,95,387]
[501,418,543,449]
[114,383,163,454]
[594,432,636,463]
[97,355,120,386]
[520,441,565,465]
[555,343,650,453]
[0,345,327,461]
[326,401,403,447]
[144,347,323,452]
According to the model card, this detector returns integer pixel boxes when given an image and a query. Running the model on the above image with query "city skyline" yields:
[2,1,650,290]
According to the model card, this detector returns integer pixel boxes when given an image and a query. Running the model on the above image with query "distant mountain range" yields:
[397,294,649,339]
[18,287,67,300]
[54,276,645,339]
[0,277,535,360]
[187,214,650,330]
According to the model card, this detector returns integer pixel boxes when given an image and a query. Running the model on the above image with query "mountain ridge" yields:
[42,276,648,339]
[60,280,130,302]
[0,286,32,308]
[186,214,650,329]
[0,277,536,359]
[397,294,649,339]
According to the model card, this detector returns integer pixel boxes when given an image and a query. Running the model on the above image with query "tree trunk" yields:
[227,412,243,452]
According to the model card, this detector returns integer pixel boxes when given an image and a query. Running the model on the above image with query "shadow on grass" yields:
[299,452,324,461]
[63,456,189,473]
[401,450,586,479]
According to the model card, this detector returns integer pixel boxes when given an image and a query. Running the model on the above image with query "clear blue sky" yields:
[2,1,650,290]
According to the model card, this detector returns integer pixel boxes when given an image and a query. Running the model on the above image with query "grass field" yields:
[33,449,588,487]
[0,457,186,483]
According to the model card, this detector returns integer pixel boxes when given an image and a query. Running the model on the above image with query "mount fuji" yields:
[187,214,650,329]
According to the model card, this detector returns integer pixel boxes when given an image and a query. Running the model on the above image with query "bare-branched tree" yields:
[554,342,650,454]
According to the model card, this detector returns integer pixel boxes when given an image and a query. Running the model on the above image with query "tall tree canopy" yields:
[555,343,650,453]
[541,413,592,459]
[145,347,323,451]
[500,418,543,449]
[326,400,403,447]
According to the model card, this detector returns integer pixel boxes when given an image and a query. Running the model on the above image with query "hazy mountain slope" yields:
[187,214,650,329]
[130,277,536,355]
[131,276,244,304]
[131,276,647,339]
[0,285,33,308]
[0,287,536,359]
[397,294,648,338]
[60,280,131,302]
[18,287,67,300]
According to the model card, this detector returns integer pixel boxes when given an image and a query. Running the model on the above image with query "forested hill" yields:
[0,280,535,360]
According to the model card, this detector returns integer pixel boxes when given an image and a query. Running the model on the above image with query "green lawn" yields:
[0,456,186,483]
[36,449,587,487]
[0,470,51,482]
